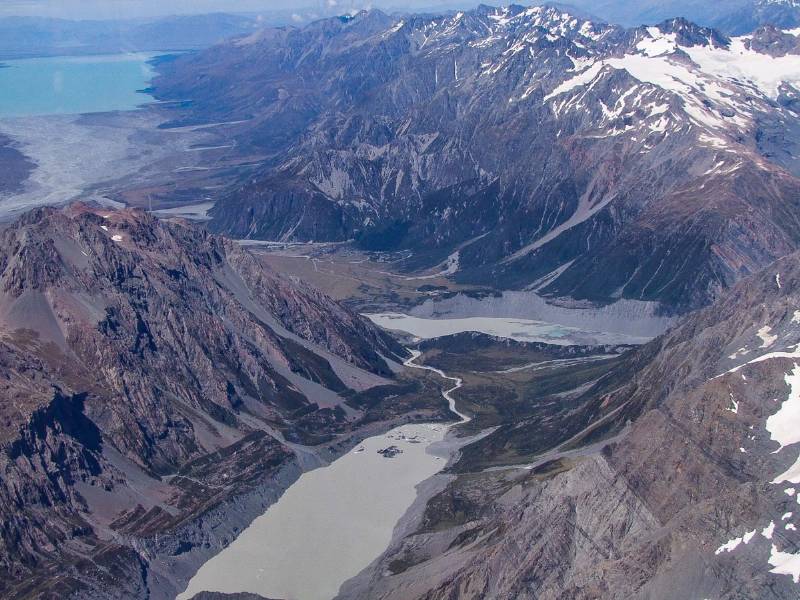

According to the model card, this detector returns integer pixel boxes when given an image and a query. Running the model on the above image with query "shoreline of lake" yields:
[365,312,652,346]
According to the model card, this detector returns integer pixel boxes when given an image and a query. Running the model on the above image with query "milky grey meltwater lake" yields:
[178,422,451,600]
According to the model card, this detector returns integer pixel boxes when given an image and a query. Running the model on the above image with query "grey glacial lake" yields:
[178,352,466,600]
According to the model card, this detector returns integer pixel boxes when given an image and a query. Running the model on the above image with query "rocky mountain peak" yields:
[339,8,394,32]
[747,23,800,54]
[650,16,731,47]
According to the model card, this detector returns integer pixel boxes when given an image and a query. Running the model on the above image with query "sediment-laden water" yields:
[178,352,466,600]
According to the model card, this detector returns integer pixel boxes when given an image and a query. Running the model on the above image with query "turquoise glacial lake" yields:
[0,53,156,118]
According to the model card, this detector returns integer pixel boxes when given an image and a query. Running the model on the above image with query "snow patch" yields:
[636,28,677,57]
[718,348,800,377]
[544,61,604,101]
[763,521,776,540]
[758,325,778,348]
[715,529,757,554]
[440,251,460,276]
[766,362,800,487]
[767,364,800,457]
[769,544,800,583]
[684,37,800,100]
[543,32,800,136]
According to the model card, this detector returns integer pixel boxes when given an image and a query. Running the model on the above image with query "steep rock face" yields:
[0,204,423,599]
[153,5,800,311]
[340,253,800,599]
[0,205,402,468]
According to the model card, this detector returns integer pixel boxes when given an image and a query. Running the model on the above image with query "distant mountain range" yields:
[0,13,264,59]
[152,4,800,312]
[561,0,800,34]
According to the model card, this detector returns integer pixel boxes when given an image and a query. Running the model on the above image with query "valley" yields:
[147,5,800,313]
[169,224,645,599]
[2,2,800,600]
[0,205,456,599]
[0,106,265,223]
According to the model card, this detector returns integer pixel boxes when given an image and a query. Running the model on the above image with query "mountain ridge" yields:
[152,4,800,312]
[558,0,800,34]
[0,204,450,599]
